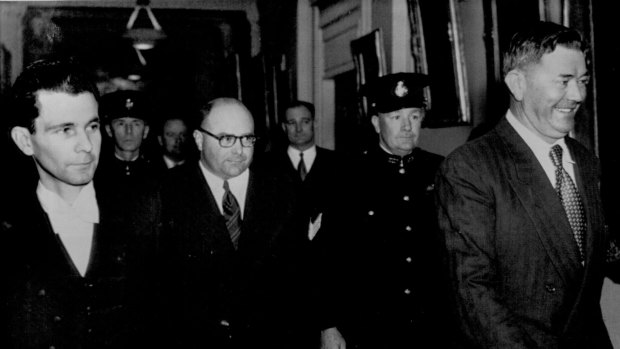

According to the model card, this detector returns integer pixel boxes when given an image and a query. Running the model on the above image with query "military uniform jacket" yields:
[320,145,450,348]
[1,180,161,349]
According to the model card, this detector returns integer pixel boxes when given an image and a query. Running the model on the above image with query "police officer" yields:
[96,89,159,183]
[318,73,455,349]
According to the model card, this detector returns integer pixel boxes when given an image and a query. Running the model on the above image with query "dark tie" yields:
[549,144,586,263]
[223,180,242,249]
[298,152,307,181]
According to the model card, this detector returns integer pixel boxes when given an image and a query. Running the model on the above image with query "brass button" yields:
[403,195,410,201]
[405,226,412,232]
[368,210,374,216]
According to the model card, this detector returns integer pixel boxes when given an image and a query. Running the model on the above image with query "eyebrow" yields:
[44,115,100,132]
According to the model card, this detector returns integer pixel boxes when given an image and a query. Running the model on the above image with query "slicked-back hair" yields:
[285,100,315,120]
[8,57,100,134]
[502,21,588,77]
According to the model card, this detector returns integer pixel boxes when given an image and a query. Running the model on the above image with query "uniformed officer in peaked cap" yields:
[366,72,429,115]
[317,73,458,349]
[96,89,159,183]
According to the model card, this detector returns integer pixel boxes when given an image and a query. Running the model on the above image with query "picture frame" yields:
[350,28,387,120]
[407,0,470,127]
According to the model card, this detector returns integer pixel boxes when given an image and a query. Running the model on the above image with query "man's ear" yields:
[143,125,150,139]
[281,122,287,133]
[10,126,34,156]
[157,135,163,147]
[504,69,526,101]
[105,124,113,138]
[371,115,381,134]
[193,129,203,151]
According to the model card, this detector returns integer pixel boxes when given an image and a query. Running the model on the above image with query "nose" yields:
[125,123,134,135]
[401,115,413,131]
[567,79,586,102]
[75,129,94,153]
[230,138,244,154]
[295,122,303,133]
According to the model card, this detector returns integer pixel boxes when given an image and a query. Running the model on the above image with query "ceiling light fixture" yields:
[123,0,166,51]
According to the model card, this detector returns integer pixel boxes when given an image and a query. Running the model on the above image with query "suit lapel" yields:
[496,120,583,282]
[566,140,604,270]
[191,165,236,251]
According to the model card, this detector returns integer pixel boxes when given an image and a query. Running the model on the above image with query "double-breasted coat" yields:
[435,117,619,348]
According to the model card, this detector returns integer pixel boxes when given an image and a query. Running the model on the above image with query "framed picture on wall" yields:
[408,0,470,127]
[350,28,387,120]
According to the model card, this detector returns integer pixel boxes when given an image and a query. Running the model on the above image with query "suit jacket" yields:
[435,117,614,349]
[1,180,161,349]
[160,162,312,348]
[260,146,344,221]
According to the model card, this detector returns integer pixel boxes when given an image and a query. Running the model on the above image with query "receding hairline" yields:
[199,98,253,127]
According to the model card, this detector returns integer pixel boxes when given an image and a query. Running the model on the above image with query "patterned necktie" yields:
[223,180,242,249]
[298,152,307,181]
[549,144,586,263]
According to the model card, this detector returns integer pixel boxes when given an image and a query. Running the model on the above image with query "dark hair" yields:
[8,57,100,133]
[502,21,588,77]
[285,100,315,120]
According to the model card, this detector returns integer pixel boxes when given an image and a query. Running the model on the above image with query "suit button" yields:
[545,284,557,293]
[399,168,405,174]
[368,210,374,216]
[53,316,61,322]
[405,226,412,232]
[405,257,412,263]
[403,195,410,201]
[404,289,411,295]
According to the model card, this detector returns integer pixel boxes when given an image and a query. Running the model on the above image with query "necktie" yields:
[549,144,586,263]
[298,152,307,181]
[223,180,242,249]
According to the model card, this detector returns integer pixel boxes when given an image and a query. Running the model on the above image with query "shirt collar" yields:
[198,161,249,214]
[506,110,574,164]
[378,143,416,165]
[37,181,100,224]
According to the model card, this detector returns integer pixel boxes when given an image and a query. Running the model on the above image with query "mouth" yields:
[554,104,580,114]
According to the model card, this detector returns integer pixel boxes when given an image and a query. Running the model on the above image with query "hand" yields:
[321,327,346,349]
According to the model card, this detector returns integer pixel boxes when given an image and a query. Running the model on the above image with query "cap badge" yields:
[394,81,408,98]
[125,98,134,110]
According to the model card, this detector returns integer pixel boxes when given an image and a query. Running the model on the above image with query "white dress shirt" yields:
[287,144,317,172]
[507,110,577,187]
[199,161,249,218]
[37,181,99,276]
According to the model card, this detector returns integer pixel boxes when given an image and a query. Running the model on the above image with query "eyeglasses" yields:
[197,126,258,148]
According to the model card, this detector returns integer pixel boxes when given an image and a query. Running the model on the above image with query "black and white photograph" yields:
[1,0,620,348]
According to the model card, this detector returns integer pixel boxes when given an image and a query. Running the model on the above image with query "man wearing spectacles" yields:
[159,97,313,348]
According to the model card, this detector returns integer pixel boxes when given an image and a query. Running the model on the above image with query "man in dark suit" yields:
[1,58,161,348]
[160,97,313,348]
[435,21,620,349]
[261,100,343,237]
[319,73,452,349]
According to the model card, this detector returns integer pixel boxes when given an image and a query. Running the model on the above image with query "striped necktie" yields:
[223,180,242,249]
